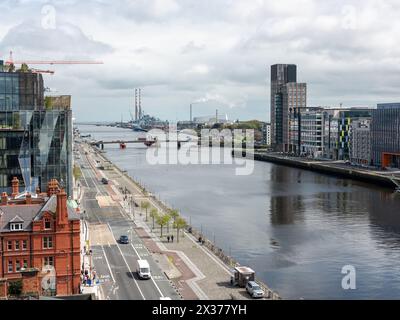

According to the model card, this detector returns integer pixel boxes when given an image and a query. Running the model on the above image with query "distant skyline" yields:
[1,0,400,122]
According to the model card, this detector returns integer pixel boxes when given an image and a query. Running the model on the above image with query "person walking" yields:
[167,235,170,243]
[171,235,174,242]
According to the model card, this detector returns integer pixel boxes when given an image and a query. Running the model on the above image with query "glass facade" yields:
[371,104,400,168]
[0,72,72,195]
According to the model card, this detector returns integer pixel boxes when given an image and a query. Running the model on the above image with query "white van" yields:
[136,260,151,279]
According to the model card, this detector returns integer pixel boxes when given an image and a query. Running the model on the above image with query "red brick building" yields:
[0,178,81,297]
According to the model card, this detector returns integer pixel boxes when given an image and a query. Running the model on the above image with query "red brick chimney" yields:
[1,192,8,205]
[56,188,68,225]
[26,193,32,205]
[47,179,60,197]
[11,177,19,198]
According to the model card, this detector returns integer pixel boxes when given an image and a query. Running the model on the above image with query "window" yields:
[44,218,51,230]
[7,241,12,251]
[10,223,23,231]
[43,256,54,266]
[15,260,21,272]
[8,260,13,273]
[15,240,20,250]
[22,240,27,250]
[23,259,28,269]
[43,237,53,249]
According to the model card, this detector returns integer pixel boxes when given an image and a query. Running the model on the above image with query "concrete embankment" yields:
[236,151,398,189]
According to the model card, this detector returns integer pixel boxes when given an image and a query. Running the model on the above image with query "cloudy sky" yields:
[1,0,400,122]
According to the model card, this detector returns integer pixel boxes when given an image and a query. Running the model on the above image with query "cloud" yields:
[1,0,400,122]
[0,20,113,59]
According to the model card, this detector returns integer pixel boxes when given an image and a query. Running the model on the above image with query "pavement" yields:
[80,142,274,300]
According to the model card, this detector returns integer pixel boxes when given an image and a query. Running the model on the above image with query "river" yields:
[78,124,400,299]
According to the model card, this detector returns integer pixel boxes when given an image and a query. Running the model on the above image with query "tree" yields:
[141,201,150,222]
[8,279,22,296]
[169,209,179,223]
[150,208,159,230]
[164,213,171,233]
[73,165,82,181]
[173,217,187,243]
[156,214,169,238]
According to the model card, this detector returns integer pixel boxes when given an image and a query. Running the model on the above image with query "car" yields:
[119,235,129,244]
[101,178,108,184]
[246,281,264,299]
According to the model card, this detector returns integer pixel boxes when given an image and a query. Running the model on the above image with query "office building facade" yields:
[0,71,72,195]
[349,119,371,165]
[371,103,400,168]
[270,64,306,152]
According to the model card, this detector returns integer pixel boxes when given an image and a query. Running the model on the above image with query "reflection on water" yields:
[78,125,400,299]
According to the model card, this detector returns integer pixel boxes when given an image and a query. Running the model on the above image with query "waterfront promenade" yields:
[78,142,280,300]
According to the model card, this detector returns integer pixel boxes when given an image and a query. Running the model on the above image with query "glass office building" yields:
[0,70,72,195]
[371,103,400,168]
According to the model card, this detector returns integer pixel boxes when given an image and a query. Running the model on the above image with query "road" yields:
[75,143,181,300]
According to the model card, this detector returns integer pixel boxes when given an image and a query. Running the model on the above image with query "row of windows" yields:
[6,257,54,273]
[7,240,28,250]
[6,236,53,251]
[7,258,28,273]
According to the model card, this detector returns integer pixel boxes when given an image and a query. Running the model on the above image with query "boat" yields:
[132,124,148,132]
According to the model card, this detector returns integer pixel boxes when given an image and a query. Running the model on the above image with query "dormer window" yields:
[9,215,24,231]
[10,222,23,231]
[44,218,51,230]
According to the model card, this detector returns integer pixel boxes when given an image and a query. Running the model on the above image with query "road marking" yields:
[107,223,146,300]
[101,245,116,283]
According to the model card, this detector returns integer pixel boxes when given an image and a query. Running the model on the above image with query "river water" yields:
[78,125,400,299]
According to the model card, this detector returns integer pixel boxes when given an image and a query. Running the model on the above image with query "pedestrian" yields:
[171,235,174,242]
[167,235,170,243]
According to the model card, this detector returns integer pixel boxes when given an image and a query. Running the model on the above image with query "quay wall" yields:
[234,151,397,189]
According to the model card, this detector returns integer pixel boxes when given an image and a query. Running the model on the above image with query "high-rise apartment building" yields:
[270,64,306,152]
[371,103,400,168]
[349,119,371,165]
[0,69,73,195]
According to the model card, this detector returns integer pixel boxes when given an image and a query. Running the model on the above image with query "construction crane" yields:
[5,51,103,66]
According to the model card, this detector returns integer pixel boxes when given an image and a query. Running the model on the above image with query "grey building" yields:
[349,119,371,165]
[0,67,73,195]
[292,107,325,158]
[371,103,400,168]
[270,64,306,152]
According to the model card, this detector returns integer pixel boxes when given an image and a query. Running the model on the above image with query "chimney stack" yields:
[56,188,68,225]
[47,179,60,197]
[11,177,19,198]
[1,192,8,205]
[26,192,32,204]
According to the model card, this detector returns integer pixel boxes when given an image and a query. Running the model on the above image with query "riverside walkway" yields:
[81,142,280,300]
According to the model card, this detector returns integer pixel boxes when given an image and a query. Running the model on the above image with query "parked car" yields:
[119,235,129,244]
[101,178,108,184]
[246,281,264,298]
